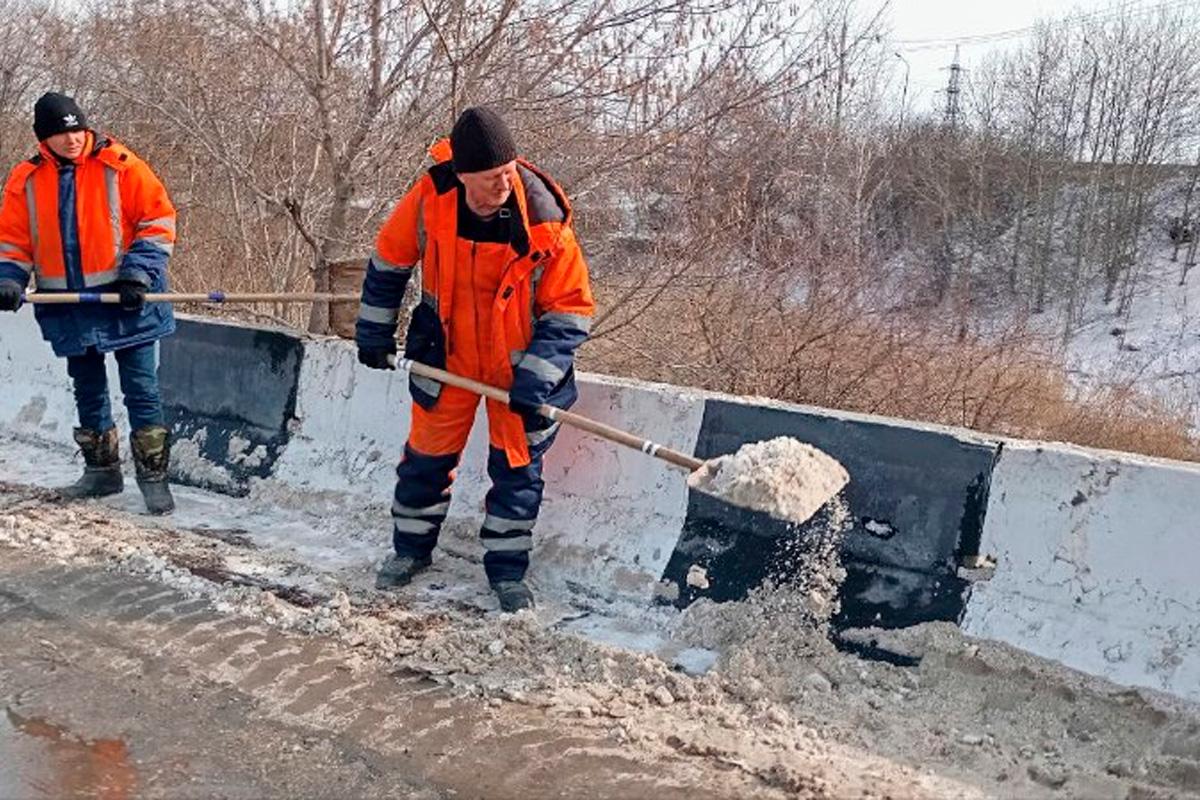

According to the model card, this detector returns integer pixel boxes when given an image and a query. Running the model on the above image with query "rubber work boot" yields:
[130,425,175,515]
[62,427,124,499]
[491,580,535,613]
[375,554,433,590]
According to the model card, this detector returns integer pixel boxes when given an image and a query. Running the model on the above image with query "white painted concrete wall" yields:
[963,441,1200,703]
[270,336,416,497]
[276,336,706,598]
[516,373,706,597]
[0,312,127,446]
[6,311,1200,703]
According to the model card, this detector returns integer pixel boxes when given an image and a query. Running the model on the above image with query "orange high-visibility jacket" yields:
[0,132,175,290]
[357,139,595,467]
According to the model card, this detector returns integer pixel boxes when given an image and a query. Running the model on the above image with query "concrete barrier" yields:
[5,311,1200,703]
[963,441,1200,704]
[668,397,998,629]
[0,314,305,496]
[161,319,304,495]
[274,336,706,597]
[1,313,996,616]
[0,312,126,446]
[279,334,994,611]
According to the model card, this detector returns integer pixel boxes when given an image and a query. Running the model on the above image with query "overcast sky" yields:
[884,0,1189,112]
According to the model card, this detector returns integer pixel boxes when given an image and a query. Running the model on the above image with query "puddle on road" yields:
[0,707,137,799]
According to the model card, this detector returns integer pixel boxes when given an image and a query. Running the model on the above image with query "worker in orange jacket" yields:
[356,107,594,612]
[0,93,177,514]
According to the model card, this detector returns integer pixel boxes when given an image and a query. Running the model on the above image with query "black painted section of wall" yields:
[159,319,303,496]
[663,399,997,629]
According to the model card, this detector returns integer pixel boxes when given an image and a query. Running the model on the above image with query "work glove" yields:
[115,280,147,311]
[508,385,548,425]
[0,279,22,312]
[357,347,395,371]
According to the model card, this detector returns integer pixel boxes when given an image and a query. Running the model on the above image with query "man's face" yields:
[458,161,517,214]
[45,130,87,160]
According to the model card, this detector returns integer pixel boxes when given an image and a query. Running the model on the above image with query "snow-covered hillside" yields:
[1065,243,1200,435]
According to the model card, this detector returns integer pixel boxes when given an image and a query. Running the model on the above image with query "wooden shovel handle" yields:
[394,357,704,473]
[23,292,361,304]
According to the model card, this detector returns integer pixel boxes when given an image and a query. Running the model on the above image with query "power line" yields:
[895,0,1197,52]
[896,0,1183,45]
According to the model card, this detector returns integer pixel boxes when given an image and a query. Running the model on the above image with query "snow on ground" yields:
[1064,242,1200,433]
[3,431,1200,797]
[1019,175,1200,433]
[878,171,1200,435]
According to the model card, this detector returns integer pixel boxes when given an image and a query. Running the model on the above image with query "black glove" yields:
[508,387,547,424]
[115,281,147,311]
[0,279,22,312]
[357,348,395,371]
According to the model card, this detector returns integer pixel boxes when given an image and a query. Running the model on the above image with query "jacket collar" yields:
[425,137,567,259]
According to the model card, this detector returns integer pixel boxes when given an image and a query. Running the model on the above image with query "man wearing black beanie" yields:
[0,92,179,514]
[356,106,595,613]
[33,92,89,143]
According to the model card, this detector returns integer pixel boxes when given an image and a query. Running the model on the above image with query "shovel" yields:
[387,356,848,525]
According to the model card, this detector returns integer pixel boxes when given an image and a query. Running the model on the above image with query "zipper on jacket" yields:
[58,162,85,292]
[432,238,451,357]
[471,241,484,379]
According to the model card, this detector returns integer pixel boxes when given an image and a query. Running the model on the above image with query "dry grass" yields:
[1008,380,1200,462]
[582,281,1200,463]
[184,259,1199,463]
[181,228,1200,464]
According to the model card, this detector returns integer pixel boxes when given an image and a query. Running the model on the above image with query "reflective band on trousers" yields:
[481,534,533,552]
[482,514,536,534]
[392,499,451,517]
[393,517,437,535]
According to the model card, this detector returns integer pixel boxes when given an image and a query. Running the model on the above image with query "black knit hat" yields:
[450,107,517,174]
[34,93,88,141]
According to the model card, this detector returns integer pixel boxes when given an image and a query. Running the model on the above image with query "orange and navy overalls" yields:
[355,139,594,582]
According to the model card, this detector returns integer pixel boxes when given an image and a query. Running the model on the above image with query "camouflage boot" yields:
[130,425,175,515]
[62,427,124,499]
